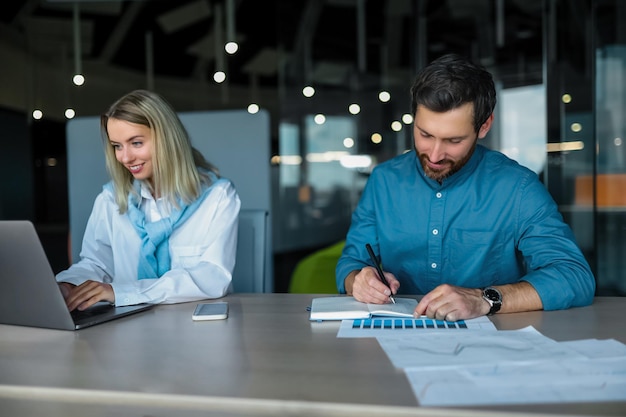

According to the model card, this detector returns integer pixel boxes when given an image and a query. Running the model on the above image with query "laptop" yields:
[0,220,153,330]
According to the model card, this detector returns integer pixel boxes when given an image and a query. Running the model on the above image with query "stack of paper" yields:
[377,326,626,406]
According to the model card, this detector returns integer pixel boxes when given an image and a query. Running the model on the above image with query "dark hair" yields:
[410,54,496,133]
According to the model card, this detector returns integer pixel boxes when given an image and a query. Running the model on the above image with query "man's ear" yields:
[477,113,494,139]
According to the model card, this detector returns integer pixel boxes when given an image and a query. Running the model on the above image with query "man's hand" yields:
[345,267,400,304]
[414,284,488,321]
[59,280,115,312]
[415,281,544,320]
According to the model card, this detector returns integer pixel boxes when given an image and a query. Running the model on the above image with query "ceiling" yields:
[0,0,544,121]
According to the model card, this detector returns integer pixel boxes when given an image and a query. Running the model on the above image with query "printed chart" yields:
[337,315,496,337]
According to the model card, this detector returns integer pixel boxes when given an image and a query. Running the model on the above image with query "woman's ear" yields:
[477,113,495,139]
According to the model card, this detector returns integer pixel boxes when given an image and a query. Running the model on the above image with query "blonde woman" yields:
[57,90,240,311]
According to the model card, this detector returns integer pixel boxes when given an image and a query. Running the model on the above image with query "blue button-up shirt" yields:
[336,145,595,310]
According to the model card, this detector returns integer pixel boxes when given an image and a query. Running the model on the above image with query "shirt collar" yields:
[139,181,156,201]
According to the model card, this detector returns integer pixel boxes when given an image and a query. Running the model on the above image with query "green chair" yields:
[288,240,345,294]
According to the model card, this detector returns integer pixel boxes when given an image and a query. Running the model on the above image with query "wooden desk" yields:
[0,294,624,417]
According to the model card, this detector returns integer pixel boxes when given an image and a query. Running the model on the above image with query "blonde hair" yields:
[100,89,218,213]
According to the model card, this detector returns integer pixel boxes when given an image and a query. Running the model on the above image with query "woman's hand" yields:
[60,280,115,311]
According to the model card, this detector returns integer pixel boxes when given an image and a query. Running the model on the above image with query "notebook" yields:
[309,296,418,321]
[0,220,152,330]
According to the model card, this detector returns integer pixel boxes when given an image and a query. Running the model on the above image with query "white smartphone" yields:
[192,302,228,321]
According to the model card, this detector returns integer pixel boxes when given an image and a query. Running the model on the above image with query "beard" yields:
[418,140,478,182]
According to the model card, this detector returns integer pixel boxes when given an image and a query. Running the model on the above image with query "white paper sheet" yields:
[376,326,581,369]
[406,356,626,406]
[373,326,626,406]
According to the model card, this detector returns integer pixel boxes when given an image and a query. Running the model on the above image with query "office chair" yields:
[231,209,271,293]
[288,240,344,294]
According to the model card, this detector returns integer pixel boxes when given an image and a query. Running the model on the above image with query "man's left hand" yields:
[414,284,489,321]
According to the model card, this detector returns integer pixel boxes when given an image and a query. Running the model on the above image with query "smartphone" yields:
[192,302,228,321]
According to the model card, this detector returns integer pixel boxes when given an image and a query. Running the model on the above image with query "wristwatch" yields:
[482,287,502,316]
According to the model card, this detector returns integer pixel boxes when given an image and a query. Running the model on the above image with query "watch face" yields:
[483,287,502,315]
[484,288,501,302]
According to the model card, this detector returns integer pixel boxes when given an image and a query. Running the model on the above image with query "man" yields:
[335,54,595,321]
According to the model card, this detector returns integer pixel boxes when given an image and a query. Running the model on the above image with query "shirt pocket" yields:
[170,245,206,269]
[444,229,505,288]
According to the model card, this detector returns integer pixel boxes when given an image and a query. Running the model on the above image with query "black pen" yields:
[365,243,396,304]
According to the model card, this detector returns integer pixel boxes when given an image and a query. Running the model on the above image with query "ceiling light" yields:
[340,155,372,169]
[225,42,239,54]
[213,71,226,83]
[349,103,360,115]
[247,103,259,114]
[546,141,584,152]
[314,114,326,125]
[73,74,85,86]
[302,86,315,97]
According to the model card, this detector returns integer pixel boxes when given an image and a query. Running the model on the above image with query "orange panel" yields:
[575,174,626,207]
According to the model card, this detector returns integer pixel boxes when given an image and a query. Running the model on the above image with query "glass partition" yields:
[594,22,626,294]
[273,0,626,295]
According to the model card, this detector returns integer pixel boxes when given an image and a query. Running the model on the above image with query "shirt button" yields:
[431,263,437,269]
[432,229,439,235]
[436,192,442,198]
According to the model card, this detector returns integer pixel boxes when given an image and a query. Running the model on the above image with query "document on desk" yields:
[376,326,626,406]
[407,354,626,406]
[336,315,496,338]
[376,326,581,368]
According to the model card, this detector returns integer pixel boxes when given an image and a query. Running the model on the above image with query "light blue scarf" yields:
[105,172,218,280]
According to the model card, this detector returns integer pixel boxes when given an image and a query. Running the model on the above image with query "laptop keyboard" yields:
[70,303,114,322]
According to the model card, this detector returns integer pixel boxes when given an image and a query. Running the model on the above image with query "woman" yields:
[57,90,241,311]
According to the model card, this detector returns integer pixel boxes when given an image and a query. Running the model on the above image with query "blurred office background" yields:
[0,0,624,295]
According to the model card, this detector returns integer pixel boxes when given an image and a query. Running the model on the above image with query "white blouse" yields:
[56,179,241,306]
